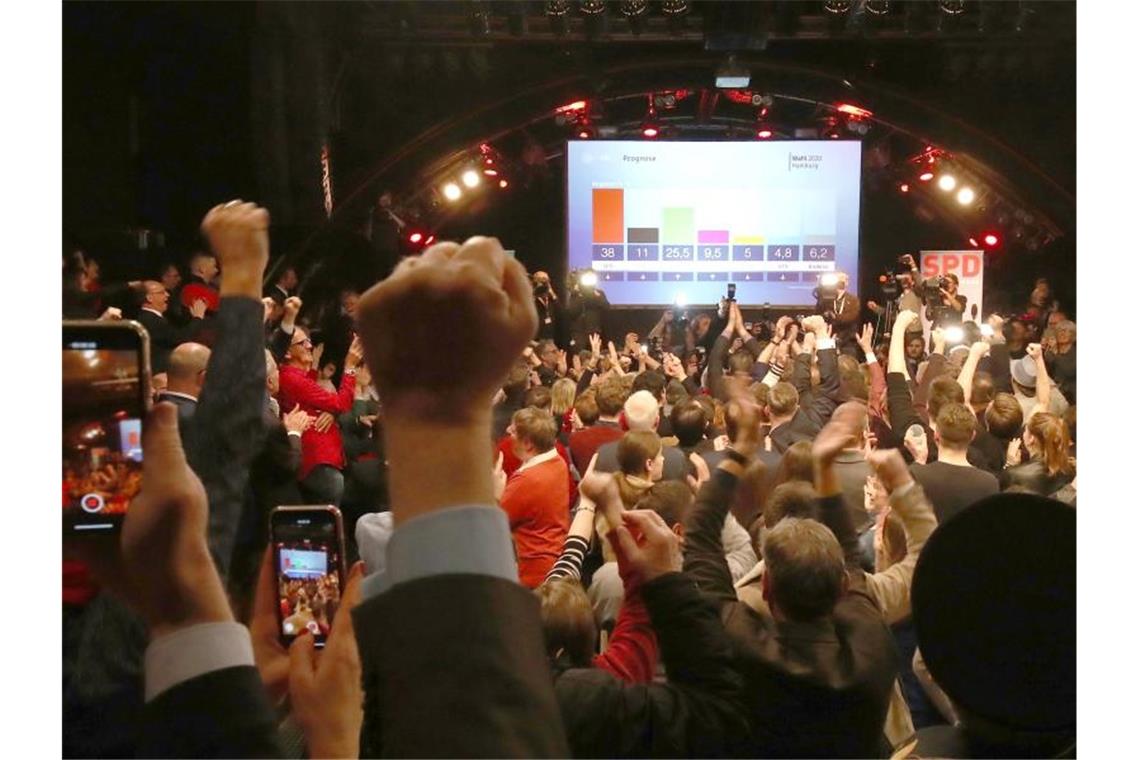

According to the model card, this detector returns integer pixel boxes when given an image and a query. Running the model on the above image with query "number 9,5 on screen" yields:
[592,245,624,261]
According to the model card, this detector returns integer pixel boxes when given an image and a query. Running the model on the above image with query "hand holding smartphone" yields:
[270,506,347,649]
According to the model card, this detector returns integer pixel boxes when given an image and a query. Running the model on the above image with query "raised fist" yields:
[200,200,269,279]
[284,296,302,320]
[895,309,920,330]
[355,237,537,423]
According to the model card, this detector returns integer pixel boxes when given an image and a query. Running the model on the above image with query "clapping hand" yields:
[189,299,208,319]
[282,404,313,435]
[492,452,507,502]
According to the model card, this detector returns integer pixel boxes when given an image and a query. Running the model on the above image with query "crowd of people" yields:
[61,201,1075,758]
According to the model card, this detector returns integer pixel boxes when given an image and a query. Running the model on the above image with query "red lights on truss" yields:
[836,103,873,119]
[555,100,588,114]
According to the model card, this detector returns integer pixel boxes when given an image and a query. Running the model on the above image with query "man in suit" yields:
[766,315,842,453]
[135,280,207,373]
[155,342,210,434]
[594,390,691,481]
[684,400,900,758]
[827,272,862,356]
[264,264,298,305]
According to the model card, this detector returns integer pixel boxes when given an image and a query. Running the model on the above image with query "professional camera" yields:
[916,275,951,299]
[533,280,550,297]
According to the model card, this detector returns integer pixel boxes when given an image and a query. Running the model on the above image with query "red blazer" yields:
[499,454,570,588]
[277,365,356,479]
[568,423,623,475]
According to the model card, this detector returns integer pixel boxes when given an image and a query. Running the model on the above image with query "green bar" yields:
[662,207,694,243]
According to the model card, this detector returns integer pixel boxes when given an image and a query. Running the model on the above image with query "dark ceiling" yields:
[63,1,1076,309]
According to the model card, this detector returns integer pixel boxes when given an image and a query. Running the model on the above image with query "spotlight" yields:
[866,0,891,14]
[483,168,498,176]
[983,232,1000,247]
[899,183,910,193]
[546,0,571,16]
[836,103,874,118]
[555,100,588,113]
[937,174,957,191]
[620,0,649,16]
[442,183,462,201]
[939,0,966,14]
[409,232,423,244]
[824,0,853,13]
[499,179,509,189]
[919,171,935,182]
[969,237,978,247]
[820,273,840,287]
[943,325,965,344]
[578,128,594,139]
[660,0,689,15]
[956,187,976,205]
[756,129,773,139]
[642,125,659,138]
[580,0,606,14]
[674,292,687,307]
[461,170,481,188]
[579,270,599,288]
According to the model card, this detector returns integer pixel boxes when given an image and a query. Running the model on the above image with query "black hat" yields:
[912,493,1075,733]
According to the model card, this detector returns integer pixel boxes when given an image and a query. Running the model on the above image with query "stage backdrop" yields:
[919,250,985,337]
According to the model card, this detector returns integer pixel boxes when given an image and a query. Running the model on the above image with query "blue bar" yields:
[733,272,764,281]
[628,271,660,281]
[627,244,659,261]
[803,245,836,262]
[731,245,763,261]
[661,245,694,261]
[767,271,800,282]
[767,245,800,261]
[697,272,729,282]
[592,244,624,261]
[599,271,624,281]
[663,272,694,281]
[696,245,729,261]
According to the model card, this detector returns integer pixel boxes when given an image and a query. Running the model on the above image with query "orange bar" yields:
[592,189,624,243]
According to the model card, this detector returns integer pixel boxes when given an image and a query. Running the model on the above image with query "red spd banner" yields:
[919,250,985,333]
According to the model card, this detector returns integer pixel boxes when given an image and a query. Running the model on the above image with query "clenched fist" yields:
[355,237,537,423]
[200,200,270,298]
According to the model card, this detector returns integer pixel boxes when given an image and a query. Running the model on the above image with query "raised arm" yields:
[860,450,938,625]
[886,310,924,434]
[811,402,865,569]
[800,315,841,426]
[1025,342,1052,421]
[957,341,990,405]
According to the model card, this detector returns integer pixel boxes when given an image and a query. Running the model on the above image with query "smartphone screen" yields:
[63,321,150,534]
[271,506,346,649]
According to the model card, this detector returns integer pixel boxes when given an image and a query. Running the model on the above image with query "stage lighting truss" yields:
[866,0,891,16]
[938,0,966,15]
[620,0,649,18]
[660,0,690,16]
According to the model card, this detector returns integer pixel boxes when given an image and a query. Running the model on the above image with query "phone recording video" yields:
[63,321,150,534]
[271,506,346,648]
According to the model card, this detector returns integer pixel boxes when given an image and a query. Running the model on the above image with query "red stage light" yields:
[836,103,873,119]
[578,130,591,139]
[499,179,508,188]
[899,183,910,193]
[484,158,494,166]
[983,233,1000,247]
[919,171,934,182]
[969,237,978,248]
[424,235,435,245]
[757,129,772,139]
[409,232,423,244]
[483,169,498,176]
[642,126,659,138]
[760,106,769,117]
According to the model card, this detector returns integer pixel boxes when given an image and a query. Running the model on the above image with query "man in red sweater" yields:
[568,376,626,474]
[180,251,221,313]
[499,407,570,588]
[277,326,364,505]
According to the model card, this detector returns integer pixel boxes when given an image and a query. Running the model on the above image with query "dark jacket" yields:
[553,573,749,757]
[769,346,842,454]
[683,469,899,758]
[135,308,206,374]
[1000,459,1075,496]
[595,440,693,482]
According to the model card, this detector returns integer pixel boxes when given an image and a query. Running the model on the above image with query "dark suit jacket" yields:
[683,471,899,758]
[770,345,842,453]
[833,449,873,533]
[156,391,197,435]
[135,308,205,374]
[355,574,571,758]
[139,666,282,758]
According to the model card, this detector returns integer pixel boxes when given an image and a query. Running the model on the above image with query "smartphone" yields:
[727,282,737,302]
[63,321,151,534]
[270,506,346,649]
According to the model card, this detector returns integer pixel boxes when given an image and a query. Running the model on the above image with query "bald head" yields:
[624,390,660,432]
[166,342,211,396]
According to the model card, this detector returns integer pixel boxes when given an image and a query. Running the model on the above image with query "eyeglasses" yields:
[291,338,313,349]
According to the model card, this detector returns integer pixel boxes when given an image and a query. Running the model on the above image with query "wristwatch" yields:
[343,368,358,377]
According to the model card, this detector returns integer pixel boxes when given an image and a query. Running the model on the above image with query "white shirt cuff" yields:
[865,352,878,365]
[816,337,837,351]
[286,430,302,438]
[144,622,254,702]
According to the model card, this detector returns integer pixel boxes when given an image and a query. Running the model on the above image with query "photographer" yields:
[922,272,967,329]
[817,272,860,356]
[532,271,566,348]
[565,269,609,351]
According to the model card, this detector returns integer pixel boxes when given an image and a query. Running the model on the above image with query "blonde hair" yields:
[550,378,577,417]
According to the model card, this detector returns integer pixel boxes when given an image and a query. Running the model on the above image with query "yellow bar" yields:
[732,235,765,244]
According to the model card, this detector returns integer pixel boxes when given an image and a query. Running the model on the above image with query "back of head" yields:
[929,376,966,420]
[751,381,770,408]
[728,350,754,376]
[767,381,800,418]
[503,360,531,396]
[670,399,708,448]
[623,390,659,432]
[1027,412,1074,477]
[167,342,211,387]
[935,402,976,449]
[762,517,846,621]
[838,355,868,402]
[534,578,596,668]
[524,385,552,411]
[631,370,667,404]
[986,393,1024,439]
[616,430,662,476]
[773,441,814,487]
[971,371,996,408]
[550,378,577,416]
[665,379,688,408]
[595,377,627,417]
[877,510,907,572]
[635,480,694,529]
[511,407,557,453]
[574,391,600,426]
[764,481,820,529]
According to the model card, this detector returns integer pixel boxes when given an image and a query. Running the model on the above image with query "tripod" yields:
[873,295,899,348]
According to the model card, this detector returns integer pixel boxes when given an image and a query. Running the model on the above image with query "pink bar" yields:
[697,230,730,243]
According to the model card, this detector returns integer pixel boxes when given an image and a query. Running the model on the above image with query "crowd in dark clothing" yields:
[62,208,1075,759]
